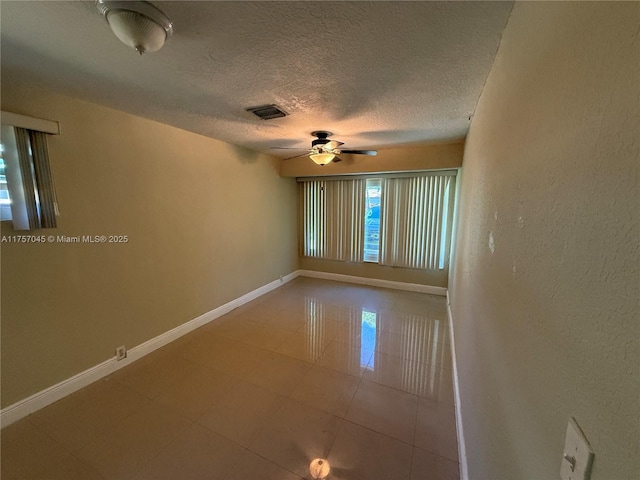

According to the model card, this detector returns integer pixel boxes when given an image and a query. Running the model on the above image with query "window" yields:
[0,149,11,221]
[299,171,456,270]
[364,179,381,262]
[1,114,59,230]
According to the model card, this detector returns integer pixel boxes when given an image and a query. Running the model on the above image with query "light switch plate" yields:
[560,417,594,480]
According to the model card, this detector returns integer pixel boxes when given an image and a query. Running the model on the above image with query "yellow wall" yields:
[0,83,298,407]
[450,2,639,478]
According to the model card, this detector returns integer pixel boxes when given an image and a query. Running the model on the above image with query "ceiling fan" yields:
[272,131,377,165]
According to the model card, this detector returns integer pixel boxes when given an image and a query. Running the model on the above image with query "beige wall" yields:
[0,84,298,407]
[450,2,639,479]
[280,142,463,177]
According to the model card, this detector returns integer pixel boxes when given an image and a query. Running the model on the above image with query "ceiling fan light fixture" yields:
[309,458,331,479]
[96,0,173,55]
[309,153,335,166]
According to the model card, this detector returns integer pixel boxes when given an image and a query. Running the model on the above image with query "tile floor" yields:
[1,277,460,480]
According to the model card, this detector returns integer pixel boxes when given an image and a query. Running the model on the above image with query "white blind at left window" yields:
[299,178,365,262]
[15,128,58,229]
[1,112,59,230]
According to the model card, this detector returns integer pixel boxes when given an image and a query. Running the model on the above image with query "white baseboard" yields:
[0,271,299,428]
[298,269,447,296]
[447,292,468,480]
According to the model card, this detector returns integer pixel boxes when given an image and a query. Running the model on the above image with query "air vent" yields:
[246,104,288,120]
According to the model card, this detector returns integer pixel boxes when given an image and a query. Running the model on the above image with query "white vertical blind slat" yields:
[29,130,58,228]
[434,176,446,269]
[14,128,40,229]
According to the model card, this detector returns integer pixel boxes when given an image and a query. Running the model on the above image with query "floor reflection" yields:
[361,310,377,369]
[301,294,451,401]
[370,313,450,399]
[303,297,329,363]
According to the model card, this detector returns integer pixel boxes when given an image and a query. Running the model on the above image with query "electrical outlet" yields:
[560,417,594,480]
[115,345,127,361]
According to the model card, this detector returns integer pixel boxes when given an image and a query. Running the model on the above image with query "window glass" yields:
[0,146,11,220]
[364,178,381,262]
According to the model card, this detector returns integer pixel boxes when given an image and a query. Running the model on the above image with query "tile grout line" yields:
[325,348,371,461]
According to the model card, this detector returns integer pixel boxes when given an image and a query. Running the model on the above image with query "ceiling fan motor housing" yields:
[311,131,332,149]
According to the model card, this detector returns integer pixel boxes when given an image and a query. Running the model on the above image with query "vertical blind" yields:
[13,127,58,229]
[299,171,456,270]
[299,178,365,262]
[380,173,455,269]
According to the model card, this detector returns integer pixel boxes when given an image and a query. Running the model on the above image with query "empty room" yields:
[1,1,637,479]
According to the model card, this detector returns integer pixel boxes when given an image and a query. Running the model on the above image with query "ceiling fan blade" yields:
[339,149,377,156]
[332,157,342,163]
[324,140,344,150]
[270,147,307,150]
[283,153,311,160]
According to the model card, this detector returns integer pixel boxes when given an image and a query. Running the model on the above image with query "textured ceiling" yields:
[1,1,513,156]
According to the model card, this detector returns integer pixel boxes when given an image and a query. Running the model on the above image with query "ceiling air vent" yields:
[246,104,288,120]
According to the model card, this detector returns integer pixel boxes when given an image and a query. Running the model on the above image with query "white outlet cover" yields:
[115,345,127,360]
[560,417,594,480]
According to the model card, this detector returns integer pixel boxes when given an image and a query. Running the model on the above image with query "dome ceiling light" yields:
[96,0,173,55]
